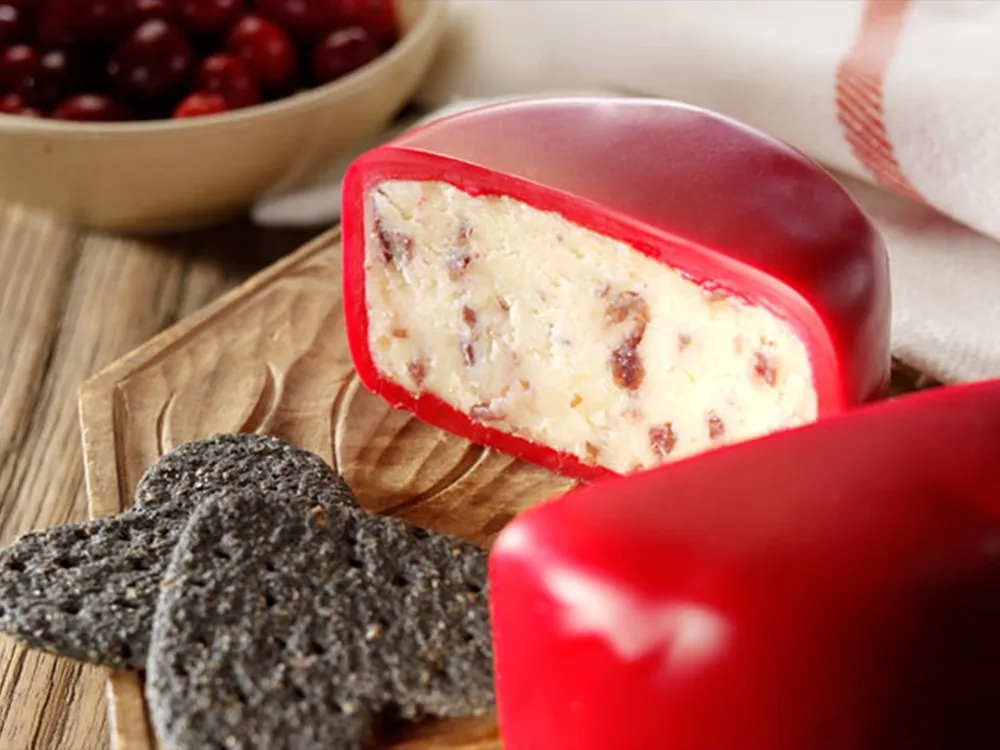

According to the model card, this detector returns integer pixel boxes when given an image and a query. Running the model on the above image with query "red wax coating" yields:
[488,379,1000,750]
[341,98,892,480]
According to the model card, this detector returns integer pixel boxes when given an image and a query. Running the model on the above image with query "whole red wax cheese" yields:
[342,97,891,480]
[489,379,1000,750]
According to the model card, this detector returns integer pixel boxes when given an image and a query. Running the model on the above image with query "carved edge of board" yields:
[78,227,342,750]
[104,671,154,750]
[888,358,941,395]
[73,218,937,750]
[79,226,343,518]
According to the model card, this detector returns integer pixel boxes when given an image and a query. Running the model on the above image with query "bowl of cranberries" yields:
[0,0,445,232]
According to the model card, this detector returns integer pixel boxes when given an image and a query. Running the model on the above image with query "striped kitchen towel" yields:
[254,0,1000,385]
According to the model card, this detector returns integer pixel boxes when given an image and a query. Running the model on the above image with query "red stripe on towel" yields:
[835,0,923,201]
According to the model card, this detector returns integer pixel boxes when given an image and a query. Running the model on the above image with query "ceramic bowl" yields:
[0,0,445,234]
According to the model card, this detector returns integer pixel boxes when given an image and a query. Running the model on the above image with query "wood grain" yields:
[0,201,316,750]
[79,228,576,750]
[78,227,942,750]
[1,200,937,750]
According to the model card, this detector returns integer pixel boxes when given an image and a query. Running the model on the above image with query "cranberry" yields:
[38,0,129,48]
[51,93,131,121]
[257,0,341,40]
[0,44,36,93]
[334,0,397,47]
[0,6,23,49]
[4,0,40,25]
[0,0,390,122]
[311,25,377,85]
[125,0,179,25]
[0,90,20,110]
[56,47,107,92]
[108,19,194,100]
[226,14,296,91]
[4,0,41,10]
[173,89,226,117]
[194,52,258,108]
[0,91,39,115]
[178,0,243,35]
[19,48,71,108]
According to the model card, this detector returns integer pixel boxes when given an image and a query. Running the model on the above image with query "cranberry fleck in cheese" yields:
[488,379,1000,750]
[365,180,816,474]
[342,97,891,480]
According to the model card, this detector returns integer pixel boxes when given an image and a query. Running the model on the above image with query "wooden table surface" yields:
[0,201,939,750]
[0,202,318,750]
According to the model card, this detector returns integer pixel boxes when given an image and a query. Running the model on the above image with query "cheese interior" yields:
[364,180,818,474]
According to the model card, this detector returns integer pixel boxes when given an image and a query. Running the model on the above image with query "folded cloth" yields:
[253,0,1000,385]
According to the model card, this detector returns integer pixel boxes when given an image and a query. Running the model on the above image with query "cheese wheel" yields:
[342,97,890,479]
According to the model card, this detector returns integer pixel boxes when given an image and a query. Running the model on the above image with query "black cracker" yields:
[147,492,494,750]
[0,434,357,669]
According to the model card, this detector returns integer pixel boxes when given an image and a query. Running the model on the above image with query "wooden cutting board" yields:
[77,227,577,750]
[76,225,937,750]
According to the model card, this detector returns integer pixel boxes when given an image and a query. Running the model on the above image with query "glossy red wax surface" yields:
[342,97,892,480]
[489,379,1000,750]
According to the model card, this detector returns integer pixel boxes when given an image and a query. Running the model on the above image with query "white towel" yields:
[254,0,1000,385]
